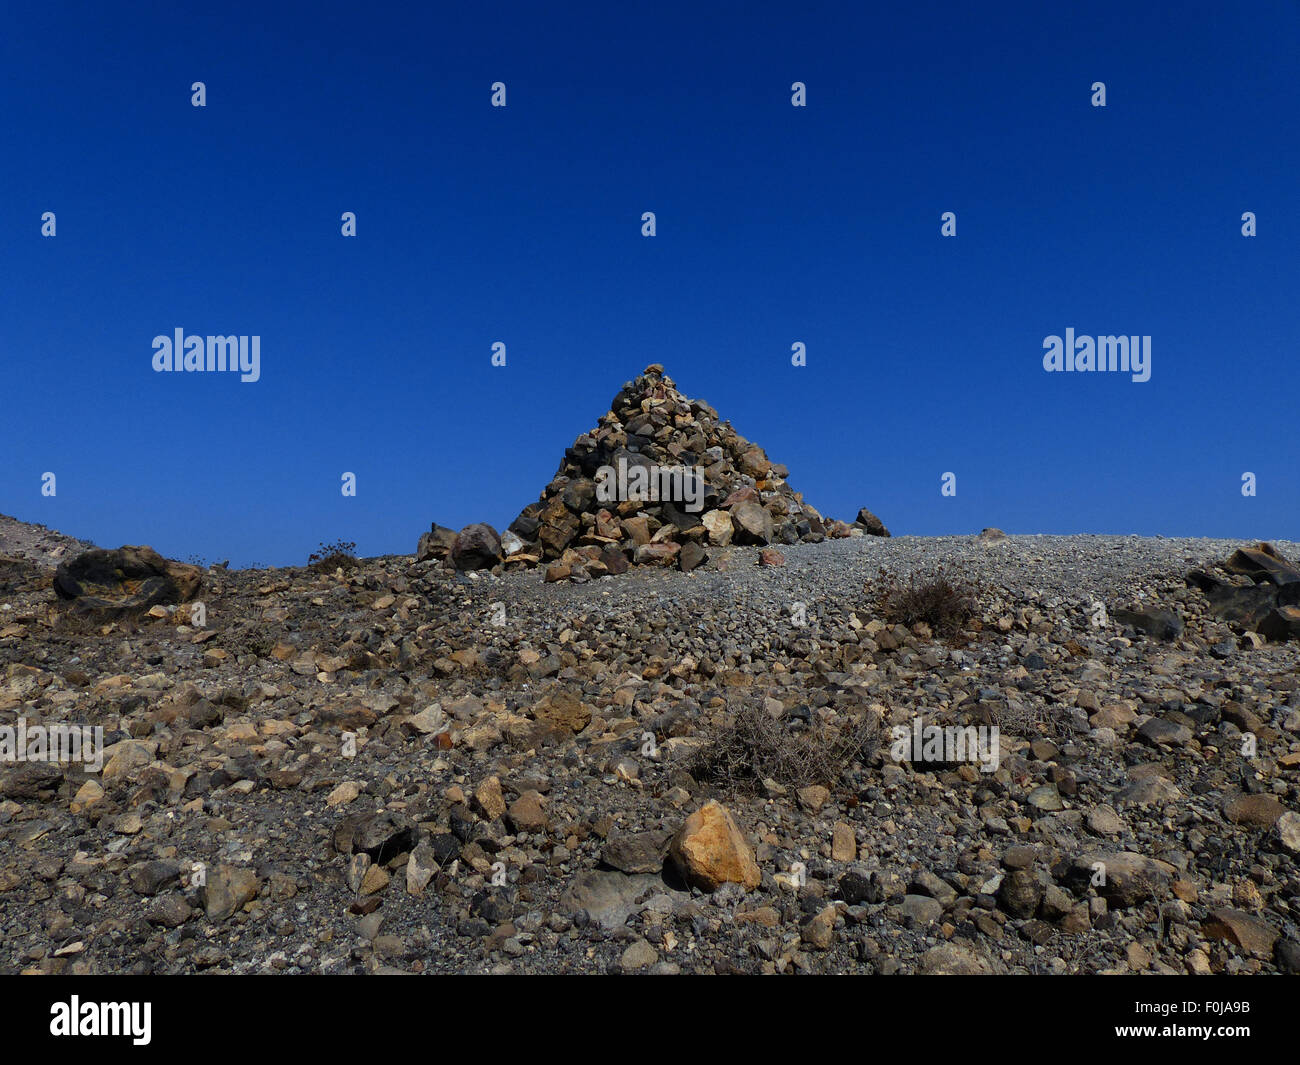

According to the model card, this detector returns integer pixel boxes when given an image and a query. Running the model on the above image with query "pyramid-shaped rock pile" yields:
[420,364,884,580]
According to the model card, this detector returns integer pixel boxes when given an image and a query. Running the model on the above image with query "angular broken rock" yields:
[1276,811,1300,854]
[1223,542,1300,585]
[602,829,673,874]
[855,508,890,537]
[507,790,548,832]
[1202,908,1279,959]
[54,545,201,617]
[801,904,837,949]
[406,841,439,896]
[202,864,261,922]
[416,523,458,562]
[450,523,502,571]
[633,542,680,567]
[730,501,773,545]
[531,687,591,733]
[126,859,182,896]
[702,509,734,546]
[1259,605,1300,642]
[1189,543,1300,641]
[669,800,761,892]
[559,870,663,930]
[1067,851,1174,908]
[332,810,415,863]
[678,542,707,572]
[1112,607,1183,641]
[1137,717,1193,748]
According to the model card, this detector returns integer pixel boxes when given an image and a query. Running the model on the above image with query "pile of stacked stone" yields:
[418,364,888,578]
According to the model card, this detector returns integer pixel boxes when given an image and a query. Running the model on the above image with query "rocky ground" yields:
[2,527,1299,975]
[0,512,97,568]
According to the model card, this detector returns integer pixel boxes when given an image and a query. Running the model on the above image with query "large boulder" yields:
[53,546,201,617]
[701,509,734,546]
[449,524,502,571]
[1064,851,1175,908]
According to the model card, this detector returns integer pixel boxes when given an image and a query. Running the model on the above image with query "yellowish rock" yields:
[669,800,760,891]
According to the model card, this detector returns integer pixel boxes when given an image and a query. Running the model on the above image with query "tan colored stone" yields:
[801,904,836,950]
[70,779,104,814]
[360,864,390,895]
[326,780,362,807]
[797,784,829,812]
[532,688,591,733]
[669,800,760,891]
[1223,792,1285,828]
[474,776,507,820]
[508,790,549,832]
[702,510,734,546]
[831,822,856,862]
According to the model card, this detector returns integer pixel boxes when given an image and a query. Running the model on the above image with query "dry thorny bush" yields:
[308,539,360,573]
[875,566,979,640]
[691,698,880,793]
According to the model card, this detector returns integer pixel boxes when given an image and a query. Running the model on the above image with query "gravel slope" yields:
[1,530,1298,975]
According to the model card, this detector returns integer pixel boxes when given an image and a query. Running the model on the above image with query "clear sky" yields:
[3,1,1297,566]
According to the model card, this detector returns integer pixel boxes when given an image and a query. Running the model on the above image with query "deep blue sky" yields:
[3,1,1297,567]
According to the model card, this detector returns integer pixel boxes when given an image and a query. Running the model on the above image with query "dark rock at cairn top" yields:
[855,508,891,537]
[496,365,887,581]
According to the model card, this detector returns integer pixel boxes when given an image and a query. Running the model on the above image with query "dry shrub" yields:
[876,566,978,638]
[690,700,879,793]
[308,539,359,573]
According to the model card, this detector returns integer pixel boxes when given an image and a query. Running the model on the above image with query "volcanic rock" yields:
[416,523,458,562]
[1202,908,1279,959]
[1112,607,1183,641]
[53,545,201,617]
[1190,543,1300,640]
[855,508,890,537]
[450,524,502,571]
[731,501,773,545]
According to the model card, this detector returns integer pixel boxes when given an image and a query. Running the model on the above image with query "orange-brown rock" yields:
[669,800,761,891]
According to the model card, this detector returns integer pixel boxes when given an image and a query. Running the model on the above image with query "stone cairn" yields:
[419,365,888,578]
